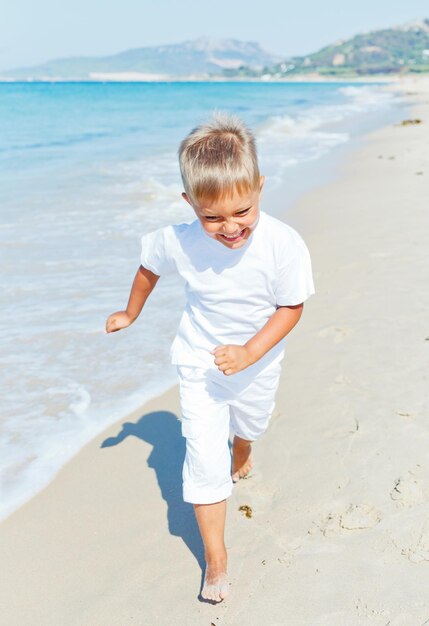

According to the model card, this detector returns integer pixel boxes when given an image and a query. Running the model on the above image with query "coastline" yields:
[0,73,416,83]
[1,76,429,624]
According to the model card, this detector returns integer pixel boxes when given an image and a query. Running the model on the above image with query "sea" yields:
[0,80,407,521]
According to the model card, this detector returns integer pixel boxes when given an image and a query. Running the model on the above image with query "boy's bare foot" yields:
[232,435,253,482]
[201,555,229,602]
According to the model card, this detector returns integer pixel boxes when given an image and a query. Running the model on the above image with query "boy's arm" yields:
[212,304,303,375]
[105,265,159,333]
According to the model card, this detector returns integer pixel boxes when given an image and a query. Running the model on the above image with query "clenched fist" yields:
[211,344,253,376]
[105,310,133,333]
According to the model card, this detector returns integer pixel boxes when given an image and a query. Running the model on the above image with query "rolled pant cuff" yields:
[183,481,233,505]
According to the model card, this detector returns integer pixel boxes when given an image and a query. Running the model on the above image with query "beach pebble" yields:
[398,118,422,126]
[238,505,253,518]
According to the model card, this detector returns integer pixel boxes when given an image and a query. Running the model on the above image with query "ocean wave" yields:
[339,84,396,106]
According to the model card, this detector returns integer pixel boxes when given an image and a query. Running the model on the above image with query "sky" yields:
[1,0,429,71]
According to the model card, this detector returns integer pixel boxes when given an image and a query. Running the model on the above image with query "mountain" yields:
[1,38,282,80]
[267,17,429,77]
[3,20,429,81]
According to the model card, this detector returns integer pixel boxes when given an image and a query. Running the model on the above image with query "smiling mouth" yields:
[219,228,246,242]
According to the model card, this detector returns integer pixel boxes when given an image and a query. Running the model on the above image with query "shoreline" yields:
[0,74,413,84]
[1,77,429,624]
[0,79,405,526]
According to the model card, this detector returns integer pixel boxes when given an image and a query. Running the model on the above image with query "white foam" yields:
[0,372,177,522]
[339,84,396,107]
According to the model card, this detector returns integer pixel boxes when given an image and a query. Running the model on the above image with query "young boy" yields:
[106,113,314,602]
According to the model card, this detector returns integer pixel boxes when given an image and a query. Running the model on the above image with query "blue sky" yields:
[2,0,428,71]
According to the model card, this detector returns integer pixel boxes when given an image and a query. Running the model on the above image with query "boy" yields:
[106,113,314,602]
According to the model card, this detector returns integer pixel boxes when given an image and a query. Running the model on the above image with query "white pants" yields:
[177,361,282,504]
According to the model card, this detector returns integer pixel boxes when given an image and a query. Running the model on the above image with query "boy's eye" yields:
[236,208,250,215]
[203,208,251,221]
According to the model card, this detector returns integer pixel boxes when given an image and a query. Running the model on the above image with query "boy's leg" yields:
[232,435,254,482]
[229,361,282,481]
[177,366,233,504]
[176,366,232,602]
[194,500,229,602]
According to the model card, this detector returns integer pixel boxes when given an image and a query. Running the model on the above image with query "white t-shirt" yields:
[140,210,315,371]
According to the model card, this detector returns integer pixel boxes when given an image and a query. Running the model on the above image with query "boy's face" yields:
[183,176,264,250]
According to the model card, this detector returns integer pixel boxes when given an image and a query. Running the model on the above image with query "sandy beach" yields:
[1,77,429,625]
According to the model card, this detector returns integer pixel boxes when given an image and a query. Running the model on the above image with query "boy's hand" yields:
[105,310,133,333]
[211,344,253,376]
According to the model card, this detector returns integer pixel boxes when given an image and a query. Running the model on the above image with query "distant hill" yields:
[1,38,282,81]
[266,18,429,77]
[3,19,429,82]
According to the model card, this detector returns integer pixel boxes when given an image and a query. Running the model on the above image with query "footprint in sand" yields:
[310,511,341,536]
[369,251,391,259]
[270,408,281,421]
[390,465,428,508]
[311,504,381,536]
[339,503,382,531]
[236,478,279,515]
[334,374,353,385]
[318,326,354,344]
[402,519,429,563]
[324,417,359,440]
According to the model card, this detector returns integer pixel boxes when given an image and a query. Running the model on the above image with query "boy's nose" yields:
[222,220,239,234]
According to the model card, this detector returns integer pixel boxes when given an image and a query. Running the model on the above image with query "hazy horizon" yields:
[2,0,428,72]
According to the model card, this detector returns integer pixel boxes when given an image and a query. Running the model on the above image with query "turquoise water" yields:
[0,81,403,521]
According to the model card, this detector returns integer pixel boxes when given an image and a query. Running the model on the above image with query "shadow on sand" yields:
[100,410,205,574]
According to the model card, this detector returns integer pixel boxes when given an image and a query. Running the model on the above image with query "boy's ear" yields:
[259,175,265,195]
[182,192,192,206]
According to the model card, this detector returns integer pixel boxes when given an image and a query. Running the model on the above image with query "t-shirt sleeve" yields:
[275,235,315,306]
[140,226,176,275]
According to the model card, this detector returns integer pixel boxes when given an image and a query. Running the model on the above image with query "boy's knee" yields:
[183,463,233,504]
[233,435,254,447]
[182,437,232,504]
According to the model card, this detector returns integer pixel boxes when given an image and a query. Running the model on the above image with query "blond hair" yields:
[178,112,260,204]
